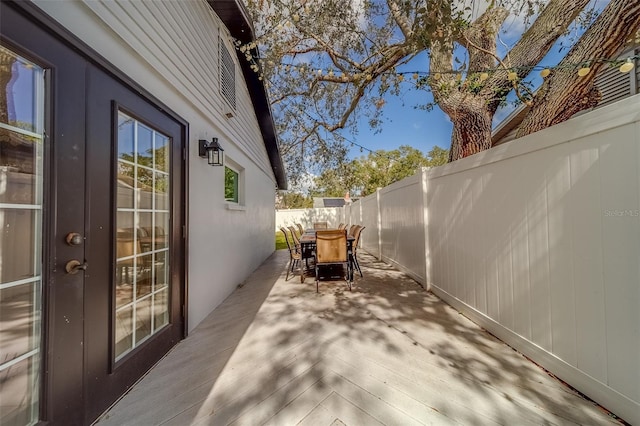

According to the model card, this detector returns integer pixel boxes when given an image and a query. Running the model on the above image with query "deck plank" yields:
[95,251,620,426]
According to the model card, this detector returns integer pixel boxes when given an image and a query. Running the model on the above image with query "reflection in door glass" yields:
[115,112,170,361]
[0,44,44,426]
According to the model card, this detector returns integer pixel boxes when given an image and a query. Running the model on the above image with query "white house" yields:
[0,1,286,425]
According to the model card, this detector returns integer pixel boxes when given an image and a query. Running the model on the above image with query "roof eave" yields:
[207,0,288,190]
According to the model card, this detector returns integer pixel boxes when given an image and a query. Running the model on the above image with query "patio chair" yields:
[280,227,302,281]
[313,221,328,230]
[351,225,365,277]
[295,223,304,235]
[314,229,352,292]
[338,223,347,230]
[289,225,313,263]
[288,226,301,246]
[348,224,358,237]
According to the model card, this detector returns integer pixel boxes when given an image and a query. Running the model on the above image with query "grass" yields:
[275,231,288,250]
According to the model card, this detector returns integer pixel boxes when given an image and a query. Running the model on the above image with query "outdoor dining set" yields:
[280,222,365,292]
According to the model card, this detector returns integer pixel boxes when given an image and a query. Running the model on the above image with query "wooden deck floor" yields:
[95,251,619,426]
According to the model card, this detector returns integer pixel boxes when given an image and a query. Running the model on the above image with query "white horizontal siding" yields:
[73,0,273,176]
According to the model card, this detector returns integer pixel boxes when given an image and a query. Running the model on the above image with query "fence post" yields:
[421,167,431,291]
[376,187,382,260]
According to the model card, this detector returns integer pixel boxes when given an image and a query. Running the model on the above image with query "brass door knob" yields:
[65,232,83,246]
[65,260,88,274]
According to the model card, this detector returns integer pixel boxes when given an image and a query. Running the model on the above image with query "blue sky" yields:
[346,56,453,158]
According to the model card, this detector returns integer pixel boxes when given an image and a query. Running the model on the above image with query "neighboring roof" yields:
[208,0,288,190]
[491,103,529,147]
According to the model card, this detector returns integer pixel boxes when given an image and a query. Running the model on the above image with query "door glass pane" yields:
[114,112,170,362]
[0,44,44,426]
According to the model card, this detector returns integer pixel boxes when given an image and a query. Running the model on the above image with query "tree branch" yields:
[517,0,640,137]
[481,0,592,112]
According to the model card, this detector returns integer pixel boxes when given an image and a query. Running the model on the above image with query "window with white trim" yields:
[224,159,244,206]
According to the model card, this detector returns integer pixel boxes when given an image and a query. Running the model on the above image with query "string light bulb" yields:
[540,68,551,78]
[619,58,634,73]
[507,71,518,81]
[479,72,489,81]
[577,66,591,77]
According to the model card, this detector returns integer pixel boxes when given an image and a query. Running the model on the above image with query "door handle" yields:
[65,259,88,274]
[65,232,84,246]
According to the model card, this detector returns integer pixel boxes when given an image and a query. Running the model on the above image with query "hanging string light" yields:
[577,66,591,76]
[619,58,635,73]
[235,36,638,86]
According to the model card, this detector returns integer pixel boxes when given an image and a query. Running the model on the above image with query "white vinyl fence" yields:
[277,95,640,424]
[275,207,343,230]
[425,96,639,425]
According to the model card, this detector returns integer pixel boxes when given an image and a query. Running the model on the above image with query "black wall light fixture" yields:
[198,137,224,166]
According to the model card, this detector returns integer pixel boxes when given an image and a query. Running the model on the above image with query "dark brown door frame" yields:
[83,69,186,423]
[1,2,189,425]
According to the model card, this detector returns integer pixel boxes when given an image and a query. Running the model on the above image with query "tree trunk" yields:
[444,94,493,162]
[517,0,640,137]
[434,1,589,162]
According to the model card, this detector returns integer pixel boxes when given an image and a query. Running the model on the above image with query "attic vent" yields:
[594,59,635,107]
[219,37,236,110]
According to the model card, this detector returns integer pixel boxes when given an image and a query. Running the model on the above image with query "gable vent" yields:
[219,37,236,110]
[594,59,635,107]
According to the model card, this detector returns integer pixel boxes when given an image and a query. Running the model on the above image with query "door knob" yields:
[65,259,88,274]
[65,232,83,246]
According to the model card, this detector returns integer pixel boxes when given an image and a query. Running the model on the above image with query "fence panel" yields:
[358,194,380,257]
[378,173,426,284]
[426,95,640,425]
[275,207,342,230]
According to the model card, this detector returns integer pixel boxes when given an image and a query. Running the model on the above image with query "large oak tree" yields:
[243,0,640,179]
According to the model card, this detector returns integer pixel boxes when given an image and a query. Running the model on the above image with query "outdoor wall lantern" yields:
[199,137,224,166]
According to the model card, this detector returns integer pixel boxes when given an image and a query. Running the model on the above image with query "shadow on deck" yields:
[95,250,619,425]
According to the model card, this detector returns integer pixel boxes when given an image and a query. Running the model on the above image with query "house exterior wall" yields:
[33,0,279,331]
[351,95,639,424]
